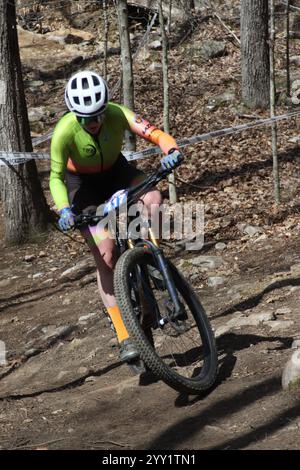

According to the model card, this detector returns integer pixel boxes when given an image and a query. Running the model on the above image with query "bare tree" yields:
[0,0,48,244]
[102,0,109,80]
[158,0,177,203]
[117,0,136,151]
[286,0,291,96]
[241,0,270,108]
[269,0,280,203]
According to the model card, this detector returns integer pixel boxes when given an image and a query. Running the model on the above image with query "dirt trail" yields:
[1,230,300,450]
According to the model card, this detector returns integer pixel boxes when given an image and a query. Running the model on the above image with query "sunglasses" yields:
[77,113,105,126]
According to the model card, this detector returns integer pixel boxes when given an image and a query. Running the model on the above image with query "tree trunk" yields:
[117,0,136,152]
[158,0,177,203]
[0,0,48,245]
[286,0,291,97]
[269,0,280,204]
[102,0,109,80]
[241,0,270,109]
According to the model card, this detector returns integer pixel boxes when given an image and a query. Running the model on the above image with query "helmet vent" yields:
[92,75,100,86]
[71,78,77,89]
[95,92,101,102]
[82,77,89,89]
[84,96,92,106]
[74,96,80,105]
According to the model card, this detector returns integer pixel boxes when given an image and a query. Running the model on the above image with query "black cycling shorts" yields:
[65,154,145,214]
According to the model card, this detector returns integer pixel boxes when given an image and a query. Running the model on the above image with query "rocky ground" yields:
[2,0,300,450]
[2,221,300,450]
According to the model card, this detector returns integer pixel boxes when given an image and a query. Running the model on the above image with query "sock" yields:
[107,305,129,343]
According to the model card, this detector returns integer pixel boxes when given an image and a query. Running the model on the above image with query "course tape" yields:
[1,110,300,166]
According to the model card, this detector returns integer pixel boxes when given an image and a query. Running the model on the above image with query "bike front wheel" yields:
[114,247,218,395]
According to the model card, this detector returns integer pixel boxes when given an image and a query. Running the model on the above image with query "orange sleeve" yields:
[122,106,179,154]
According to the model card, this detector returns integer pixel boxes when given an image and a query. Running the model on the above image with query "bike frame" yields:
[74,166,185,319]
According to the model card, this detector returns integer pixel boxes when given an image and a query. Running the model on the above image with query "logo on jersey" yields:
[84,144,97,157]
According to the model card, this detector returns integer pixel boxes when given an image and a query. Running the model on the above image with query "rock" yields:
[25,80,44,88]
[24,254,35,262]
[23,419,33,424]
[243,225,263,237]
[78,312,98,323]
[291,264,300,276]
[290,286,300,293]
[28,107,50,123]
[288,136,300,144]
[45,27,94,43]
[32,273,44,279]
[38,251,47,258]
[206,92,236,111]
[149,40,162,50]
[56,370,70,381]
[62,298,72,306]
[45,34,66,45]
[0,279,12,288]
[149,62,162,71]
[215,242,227,251]
[77,366,89,375]
[275,307,292,315]
[200,40,227,60]
[290,55,300,66]
[292,340,300,349]
[207,276,225,287]
[237,222,247,233]
[214,324,232,338]
[282,349,300,390]
[24,348,40,358]
[253,234,268,243]
[85,376,96,383]
[190,255,223,270]
[225,311,275,329]
[59,258,95,281]
[269,320,294,331]
[42,325,76,342]
[78,272,97,287]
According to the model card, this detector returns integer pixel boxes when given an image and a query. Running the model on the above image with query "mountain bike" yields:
[74,166,218,395]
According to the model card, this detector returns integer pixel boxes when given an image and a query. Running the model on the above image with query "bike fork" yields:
[150,245,185,320]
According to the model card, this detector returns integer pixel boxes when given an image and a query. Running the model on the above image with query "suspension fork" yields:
[141,238,185,320]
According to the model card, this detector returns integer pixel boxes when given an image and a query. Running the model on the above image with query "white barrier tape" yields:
[32,131,54,146]
[0,152,49,166]
[127,110,300,160]
[2,110,300,166]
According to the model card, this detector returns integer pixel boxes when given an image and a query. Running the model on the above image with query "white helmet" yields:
[65,70,109,117]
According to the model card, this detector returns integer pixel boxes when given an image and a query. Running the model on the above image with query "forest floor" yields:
[2,0,300,450]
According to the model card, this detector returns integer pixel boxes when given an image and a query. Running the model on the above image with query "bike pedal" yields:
[127,358,146,375]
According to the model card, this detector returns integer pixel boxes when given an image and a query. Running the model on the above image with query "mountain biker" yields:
[50,70,182,363]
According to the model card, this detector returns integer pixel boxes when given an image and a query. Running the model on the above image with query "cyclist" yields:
[50,70,182,363]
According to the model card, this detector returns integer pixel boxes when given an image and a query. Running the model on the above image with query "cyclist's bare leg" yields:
[138,189,162,239]
[81,224,149,363]
[79,189,162,346]
[80,226,116,307]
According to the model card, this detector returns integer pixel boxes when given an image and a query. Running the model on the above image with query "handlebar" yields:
[74,165,174,227]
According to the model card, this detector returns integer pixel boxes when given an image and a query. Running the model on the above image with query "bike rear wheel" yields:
[114,247,218,395]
